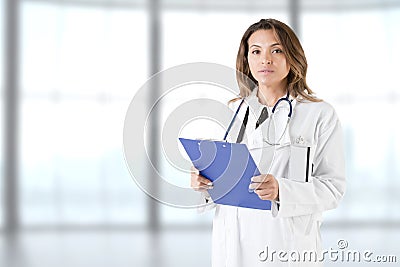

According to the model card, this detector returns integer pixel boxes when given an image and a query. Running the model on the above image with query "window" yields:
[302,8,400,222]
[8,0,399,229]
[20,2,149,226]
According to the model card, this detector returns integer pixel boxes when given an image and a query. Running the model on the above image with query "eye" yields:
[272,49,283,54]
[251,49,260,55]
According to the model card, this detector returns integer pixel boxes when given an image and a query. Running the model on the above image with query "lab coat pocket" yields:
[288,143,314,183]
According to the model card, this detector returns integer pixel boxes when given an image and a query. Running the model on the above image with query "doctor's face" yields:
[247,29,290,87]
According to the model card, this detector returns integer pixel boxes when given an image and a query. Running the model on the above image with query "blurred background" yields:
[1,0,400,266]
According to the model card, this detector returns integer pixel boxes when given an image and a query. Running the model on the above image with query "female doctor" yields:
[191,19,346,266]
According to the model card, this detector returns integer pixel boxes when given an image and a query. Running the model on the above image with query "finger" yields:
[255,188,273,196]
[249,175,272,191]
[251,174,271,183]
[255,180,278,191]
[191,178,213,189]
[249,182,264,190]
[190,169,213,186]
[255,191,274,200]
[196,176,213,186]
[249,182,270,190]
[193,183,214,191]
[255,188,278,201]
[251,175,264,183]
[251,174,274,183]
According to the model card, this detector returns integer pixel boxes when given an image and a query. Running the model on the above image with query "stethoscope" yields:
[223,91,293,146]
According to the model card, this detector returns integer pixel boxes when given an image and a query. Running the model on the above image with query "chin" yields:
[257,79,273,86]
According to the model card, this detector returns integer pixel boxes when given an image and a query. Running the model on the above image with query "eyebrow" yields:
[249,43,281,49]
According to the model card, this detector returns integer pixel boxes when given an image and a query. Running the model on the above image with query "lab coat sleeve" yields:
[271,106,346,218]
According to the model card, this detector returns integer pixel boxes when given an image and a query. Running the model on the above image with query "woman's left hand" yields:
[249,174,279,201]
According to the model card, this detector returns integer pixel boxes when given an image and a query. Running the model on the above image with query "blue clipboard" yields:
[179,138,271,210]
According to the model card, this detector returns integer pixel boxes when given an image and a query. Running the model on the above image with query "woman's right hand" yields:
[190,166,213,192]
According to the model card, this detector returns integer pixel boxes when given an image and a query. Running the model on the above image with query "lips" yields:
[258,69,274,73]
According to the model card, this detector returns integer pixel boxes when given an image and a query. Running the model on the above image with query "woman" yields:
[191,19,346,266]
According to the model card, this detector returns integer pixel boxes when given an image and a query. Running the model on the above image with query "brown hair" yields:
[232,18,320,103]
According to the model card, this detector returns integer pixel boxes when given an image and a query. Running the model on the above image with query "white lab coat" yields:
[200,88,346,267]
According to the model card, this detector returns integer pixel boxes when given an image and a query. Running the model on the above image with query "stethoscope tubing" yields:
[223,98,245,141]
[223,92,292,142]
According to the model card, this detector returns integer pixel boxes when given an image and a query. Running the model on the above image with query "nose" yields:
[262,53,272,65]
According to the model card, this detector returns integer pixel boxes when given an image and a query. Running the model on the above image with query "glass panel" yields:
[19,2,148,225]
[302,8,400,222]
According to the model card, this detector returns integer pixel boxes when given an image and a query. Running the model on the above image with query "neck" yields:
[257,83,287,107]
